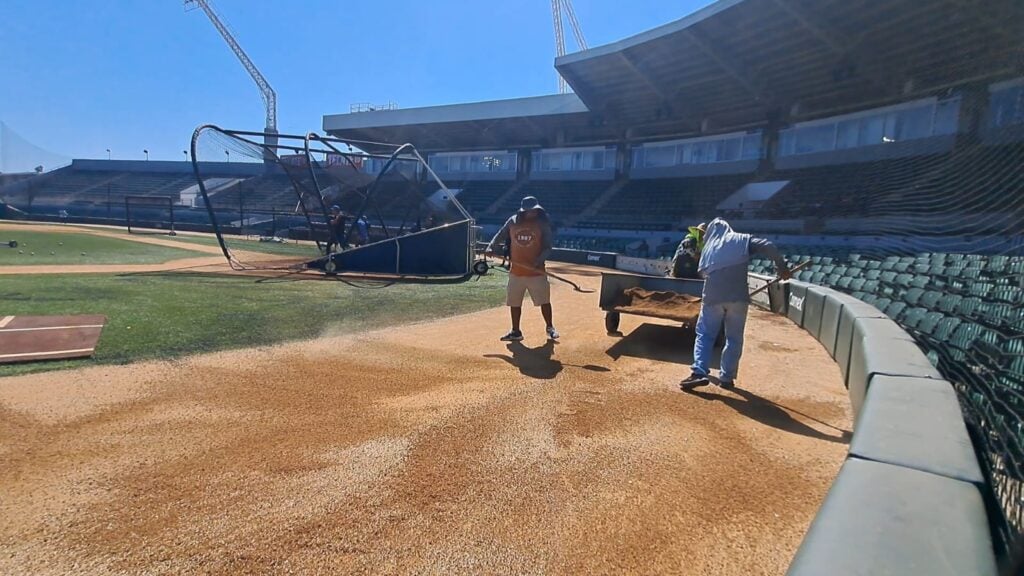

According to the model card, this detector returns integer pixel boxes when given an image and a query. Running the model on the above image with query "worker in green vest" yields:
[669,222,706,279]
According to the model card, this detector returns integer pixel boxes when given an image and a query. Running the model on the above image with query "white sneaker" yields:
[546,326,560,340]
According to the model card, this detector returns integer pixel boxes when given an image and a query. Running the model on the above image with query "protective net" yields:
[190,127,475,276]
[125,195,175,235]
[744,85,1024,551]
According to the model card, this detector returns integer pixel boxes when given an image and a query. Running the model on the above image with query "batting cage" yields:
[189,126,476,278]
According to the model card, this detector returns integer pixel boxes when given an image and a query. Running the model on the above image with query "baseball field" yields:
[0,222,852,575]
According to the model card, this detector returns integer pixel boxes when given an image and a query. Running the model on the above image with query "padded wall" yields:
[847,317,942,415]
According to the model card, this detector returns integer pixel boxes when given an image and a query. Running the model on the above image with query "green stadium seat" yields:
[910,275,931,289]
[820,257,834,266]
[893,262,911,273]
[932,316,963,342]
[837,276,853,290]
[927,264,947,276]
[919,291,942,310]
[1007,260,1024,276]
[879,271,898,285]
[903,287,925,306]
[811,256,822,264]
[967,283,994,299]
[956,297,984,318]
[913,263,931,275]
[862,294,879,306]
[864,269,881,281]
[988,255,1009,274]
[851,291,867,300]
[992,286,1020,304]
[885,301,908,321]
[798,270,814,282]
[849,278,866,292]
[937,294,963,314]
[874,298,892,312]
[866,260,882,271]
[880,261,897,272]
[827,273,841,286]
[901,307,929,330]
[862,280,880,294]
[916,312,946,336]
[820,265,835,276]
[958,268,983,281]
[895,273,914,288]
[948,323,986,362]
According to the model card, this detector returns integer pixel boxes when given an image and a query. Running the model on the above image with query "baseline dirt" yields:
[0,263,851,575]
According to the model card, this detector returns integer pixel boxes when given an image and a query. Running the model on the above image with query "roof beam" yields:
[682,28,774,106]
[769,0,852,55]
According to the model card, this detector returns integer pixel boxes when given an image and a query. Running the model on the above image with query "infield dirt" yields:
[0,263,851,575]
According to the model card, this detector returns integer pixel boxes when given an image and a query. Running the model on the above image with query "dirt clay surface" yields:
[0,264,852,575]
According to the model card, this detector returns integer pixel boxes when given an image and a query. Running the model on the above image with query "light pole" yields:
[225,150,230,163]
[183,150,188,162]
[106,148,111,160]
[144,149,149,161]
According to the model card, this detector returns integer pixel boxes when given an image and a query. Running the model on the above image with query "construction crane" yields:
[551,0,588,94]
[185,0,278,151]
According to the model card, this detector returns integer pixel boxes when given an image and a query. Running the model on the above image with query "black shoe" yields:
[680,372,709,387]
[500,330,524,342]
[718,379,735,390]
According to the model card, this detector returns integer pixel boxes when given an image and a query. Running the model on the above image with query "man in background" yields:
[354,215,369,246]
[486,196,559,342]
[326,205,347,253]
[669,222,706,279]
[681,218,790,389]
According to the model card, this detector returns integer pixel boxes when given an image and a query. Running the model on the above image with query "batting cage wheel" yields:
[324,260,337,275]
[472,260,490,276]
[8,240,17,248]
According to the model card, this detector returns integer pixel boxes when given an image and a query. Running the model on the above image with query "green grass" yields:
[0,271,505,377]
[0,231,206,266]
[163,233,321,258]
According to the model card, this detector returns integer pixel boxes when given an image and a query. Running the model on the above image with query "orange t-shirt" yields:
[509,218,546,277]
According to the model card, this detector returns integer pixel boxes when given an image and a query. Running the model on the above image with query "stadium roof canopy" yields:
[324,0,1024,152]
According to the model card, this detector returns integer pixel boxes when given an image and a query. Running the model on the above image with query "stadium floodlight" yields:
[224,149,230,163]
[106,148,111,160]
[144,149,149,161]
[183,150,188,160]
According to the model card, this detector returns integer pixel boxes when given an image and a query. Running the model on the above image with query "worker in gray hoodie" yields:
[681,218,791,389]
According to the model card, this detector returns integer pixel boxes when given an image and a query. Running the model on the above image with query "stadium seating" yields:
[582,175,748,229]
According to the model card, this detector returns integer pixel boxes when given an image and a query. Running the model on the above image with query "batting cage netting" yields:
[743,80,1024,553]
[190,126,475,277]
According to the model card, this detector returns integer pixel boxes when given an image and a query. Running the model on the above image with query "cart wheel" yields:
[472,260,490,275]
[324,260,337,275]
[605,311,621,334]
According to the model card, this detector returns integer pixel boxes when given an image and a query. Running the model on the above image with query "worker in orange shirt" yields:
[486,196,559,342]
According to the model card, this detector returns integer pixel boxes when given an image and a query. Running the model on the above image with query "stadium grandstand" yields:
[2,0,1024,570]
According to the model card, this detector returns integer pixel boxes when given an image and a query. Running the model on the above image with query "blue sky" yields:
[0,0,711,166]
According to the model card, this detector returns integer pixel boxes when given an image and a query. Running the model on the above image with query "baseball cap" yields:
[520,196,543,212]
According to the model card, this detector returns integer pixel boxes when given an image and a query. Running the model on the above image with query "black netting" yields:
[745,84,1024,552]
[190,127,474,276]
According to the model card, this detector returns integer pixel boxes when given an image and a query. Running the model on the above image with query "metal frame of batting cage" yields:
[124,195,176,235]
[189,125,475,277]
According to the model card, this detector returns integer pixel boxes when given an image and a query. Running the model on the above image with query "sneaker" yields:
[718,379,735,390]
[500,330,524,342]
[680,372,709,387]
[546,326,560,340]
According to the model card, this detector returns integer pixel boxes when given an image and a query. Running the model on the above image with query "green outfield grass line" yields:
[160,233,323,258]
[0,271,505,377]
[0,230,207,266]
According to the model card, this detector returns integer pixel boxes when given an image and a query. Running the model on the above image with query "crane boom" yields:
[561,0,588,51]
[551,0,567,93]
[186,0,277,131]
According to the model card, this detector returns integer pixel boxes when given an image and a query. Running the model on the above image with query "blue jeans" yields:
[692,301,749,382]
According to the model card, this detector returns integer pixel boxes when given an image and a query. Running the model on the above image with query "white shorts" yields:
[506,274,551,307]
